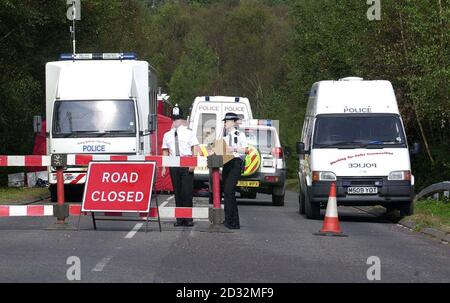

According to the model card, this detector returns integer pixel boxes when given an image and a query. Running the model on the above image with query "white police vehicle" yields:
[297,77,419,219]
[40,53,158,201]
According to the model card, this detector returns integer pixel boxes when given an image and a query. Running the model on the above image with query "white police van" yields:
[188,96,253,188]
[42,53,158,201]
[297,77,419,219]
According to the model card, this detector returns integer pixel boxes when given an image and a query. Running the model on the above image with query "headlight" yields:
[312,171,337,181]
[388,170,411,181]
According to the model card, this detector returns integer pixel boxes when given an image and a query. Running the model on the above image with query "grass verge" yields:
[0,187,50,204]
[406,198,450,233]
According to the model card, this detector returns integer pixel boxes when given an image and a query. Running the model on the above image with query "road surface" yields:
[0,190,448,282]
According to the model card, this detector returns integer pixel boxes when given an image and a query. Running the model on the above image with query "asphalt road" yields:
[0,190,449,283]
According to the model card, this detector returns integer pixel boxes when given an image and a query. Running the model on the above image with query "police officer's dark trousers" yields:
[222,158,242,228]
[169,167,194,225]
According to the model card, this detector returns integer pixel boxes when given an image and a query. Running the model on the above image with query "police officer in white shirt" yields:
[162,105,199,227]
[222,112,248,229]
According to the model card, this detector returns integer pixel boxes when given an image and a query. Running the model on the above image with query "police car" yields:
[237,121,287,206]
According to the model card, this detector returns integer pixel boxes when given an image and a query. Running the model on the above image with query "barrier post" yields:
[48,154,70,229]
[56,167,65,224]
[207,155,225,227]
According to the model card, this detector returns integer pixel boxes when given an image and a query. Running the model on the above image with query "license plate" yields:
[347,187,378,194]
[237,181,260,187]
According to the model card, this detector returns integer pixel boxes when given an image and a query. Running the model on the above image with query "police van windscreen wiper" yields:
[318,141,366,148]
[69,130,105,137]
[360,140,403,148]
[96,130,135,137]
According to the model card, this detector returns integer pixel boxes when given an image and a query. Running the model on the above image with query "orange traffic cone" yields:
[314,182,347,237]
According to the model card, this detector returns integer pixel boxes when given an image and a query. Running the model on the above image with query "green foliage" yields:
[169,35,218,110]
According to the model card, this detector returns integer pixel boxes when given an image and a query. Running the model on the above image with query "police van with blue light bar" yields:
[297,77,419,219]
[41,52,158,201]
[188,95,253,187]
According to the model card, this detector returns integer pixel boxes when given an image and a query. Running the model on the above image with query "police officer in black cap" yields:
[222,112,248,229]
[162,104,199,227]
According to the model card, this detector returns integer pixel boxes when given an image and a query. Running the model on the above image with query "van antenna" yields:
[69,0,77,55]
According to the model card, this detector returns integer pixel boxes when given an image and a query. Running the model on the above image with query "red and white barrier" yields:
[0,155,207,167]
[0,155,51,167]
[0,205,54,217]
[0,204,210,219]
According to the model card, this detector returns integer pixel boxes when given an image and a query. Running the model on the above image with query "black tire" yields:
[398,201,414,217]
[298,189,306,215]
[305,188,320,219]
[272,194,285,206]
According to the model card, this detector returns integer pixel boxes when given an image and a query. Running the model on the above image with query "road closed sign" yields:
[82,161,156,213]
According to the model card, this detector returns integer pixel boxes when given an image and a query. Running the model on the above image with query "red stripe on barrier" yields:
[145,156,163,167]
[0,156,7,166]
[69,205,82,216]
[175,207,192,218]
[0,206,9,217]
[75,155,93,165]
[25,155,43,167]
[27,205,45,216]
[180,157,197,167]
[110,155,129,161]
[70,174,85,184]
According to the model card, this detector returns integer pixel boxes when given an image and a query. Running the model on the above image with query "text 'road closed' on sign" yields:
[82,161,156,213]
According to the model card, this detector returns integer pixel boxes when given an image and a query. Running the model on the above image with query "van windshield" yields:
[53,100,136,138]
[313,114,407,148]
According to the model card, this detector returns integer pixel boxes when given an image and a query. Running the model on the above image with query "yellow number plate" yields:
[237,181,260,187]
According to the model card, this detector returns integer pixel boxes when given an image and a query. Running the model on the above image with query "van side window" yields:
[197,113,217,144]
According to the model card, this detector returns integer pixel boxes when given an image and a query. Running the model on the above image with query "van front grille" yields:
[341,178,384,187]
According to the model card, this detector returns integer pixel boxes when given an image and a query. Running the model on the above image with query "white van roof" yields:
[193,96,250,103]
[46,60,148,101]
[310,79,399,115]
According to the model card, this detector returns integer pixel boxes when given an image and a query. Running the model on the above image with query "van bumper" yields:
[308,178,413,206]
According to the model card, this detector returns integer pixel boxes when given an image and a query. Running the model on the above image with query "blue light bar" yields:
[59,52,137,61]
[258,119,273,126]
[205,96,210,101]
[235,97,240,102]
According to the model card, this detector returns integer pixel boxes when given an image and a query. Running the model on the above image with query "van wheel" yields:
[305,189,320,219]
[298,189,306,215]
[398,201,414,217]
[272,194,285,206]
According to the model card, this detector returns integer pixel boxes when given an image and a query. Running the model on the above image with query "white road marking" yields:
[159,195,174,208]
[125,223,143,239]
[92,256,113,272]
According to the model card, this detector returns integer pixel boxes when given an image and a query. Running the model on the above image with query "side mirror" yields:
[148,114,157,134]
[33,115,42,133]
[410,142,420,155]
[296,141,308,155]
